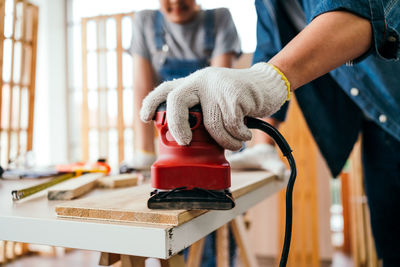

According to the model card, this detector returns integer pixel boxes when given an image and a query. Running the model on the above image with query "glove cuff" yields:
[251,62,291,103]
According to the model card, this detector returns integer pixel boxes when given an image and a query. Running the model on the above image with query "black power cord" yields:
[245,117,297,267]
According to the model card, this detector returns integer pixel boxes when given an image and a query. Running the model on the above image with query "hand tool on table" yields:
[11,160,111,201]
[147,102,297,267]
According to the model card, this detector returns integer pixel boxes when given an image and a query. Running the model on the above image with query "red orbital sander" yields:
[147,103,234,210]
[147,102,297,267]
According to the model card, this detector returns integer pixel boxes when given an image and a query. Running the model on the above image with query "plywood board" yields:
[97,173,139,188]
[48,173,104,200]
[56,171,277,226]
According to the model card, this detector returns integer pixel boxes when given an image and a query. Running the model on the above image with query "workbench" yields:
[0,171,286,265]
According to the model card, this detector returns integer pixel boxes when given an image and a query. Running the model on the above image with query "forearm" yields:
[133,56,156,152]
[269,11,372,90]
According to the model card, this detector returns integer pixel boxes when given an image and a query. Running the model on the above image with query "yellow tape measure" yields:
[12,173,75,201]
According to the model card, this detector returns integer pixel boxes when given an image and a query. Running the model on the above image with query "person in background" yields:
[140,0,400,266]
[129,0,241,170]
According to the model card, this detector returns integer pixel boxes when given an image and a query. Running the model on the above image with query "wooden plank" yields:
[277,98,320,266]
[99,252,120,266]
[187,238,205,267]
[120,255,145,267]
[48,173,104,200]
[160,253,185,267]
[230,216,258,267]
[6,0,18,163]
[16,0,27,154]
[97,173,139,189]
[0,0,5,139]
[56,171,277,226]
[216,224,229,267]
[26,4,38,151]
[81,18,89,161]
[115,14,124,163]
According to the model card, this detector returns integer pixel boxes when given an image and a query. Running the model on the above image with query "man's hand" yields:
[140,63,289,150]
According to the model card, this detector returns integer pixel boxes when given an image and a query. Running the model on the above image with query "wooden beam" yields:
[97,173,139,189]
[120,255,145,267]
[230,216,258,267]
[116,14,124,163]
[6,0,18,164]
[48,173,104,200]
[99,252,121,266]
[216,224,229,267]
[160,253,185,267]
[187,238,205,267]
[26,4,38,151]
[16,0,27,154]
[81,18,89,161]
[0,0,5,141]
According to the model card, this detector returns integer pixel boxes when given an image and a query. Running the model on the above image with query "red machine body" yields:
[152,107,231,190]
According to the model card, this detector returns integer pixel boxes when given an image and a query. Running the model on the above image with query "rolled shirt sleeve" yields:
[211,8,242,59]
[308,0,399,61]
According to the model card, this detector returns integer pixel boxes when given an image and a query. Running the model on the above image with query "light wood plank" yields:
[278,98,320,266]
[0,0,5,139]
[99,252,121,266]
[116,14,124,163]
[16,0,27,154]
[120,255,145,267]
[187,238,205,267]
[230,216,258,267]
[160,253,185,267]
[97,173,139,188]
[56,171,277,226]
[216,224,229,267]
[26,4,38,151]
[6,0,18,163]
[48,173,104,200]
[81,18,89,161]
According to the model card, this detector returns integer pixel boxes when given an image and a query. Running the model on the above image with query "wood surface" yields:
[48,173,104,200]
[187,238,205,267]
[97,173,139,188]
[216,224,229,267]
[99,252,120,266]
[81,17,89,161]
[56,171,277,226]
[277,98,320,266]
[348,140,378,267]
[120,255,145,267]
[160,253,185,267]
[230,216,258,267]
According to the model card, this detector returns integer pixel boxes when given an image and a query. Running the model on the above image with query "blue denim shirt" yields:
[253,0,400,176]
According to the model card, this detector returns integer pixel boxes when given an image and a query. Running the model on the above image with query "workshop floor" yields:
[3,249,353,267]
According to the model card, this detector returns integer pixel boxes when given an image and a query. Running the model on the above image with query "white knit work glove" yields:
[140,63,290,151]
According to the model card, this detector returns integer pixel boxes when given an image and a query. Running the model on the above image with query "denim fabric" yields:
[253,0,400,175]
[362,119,400,264]
[253,0,400,263]
[154,10,214,82]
